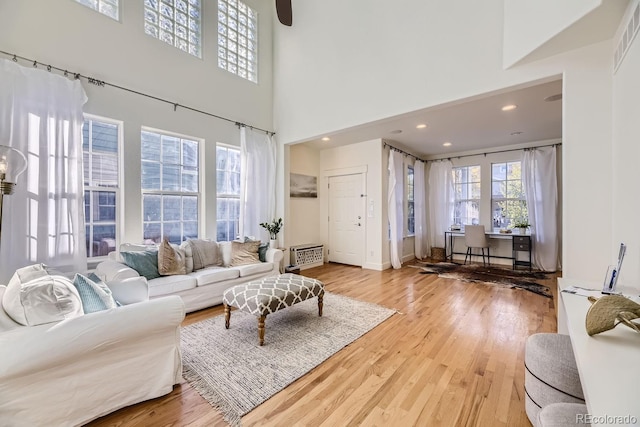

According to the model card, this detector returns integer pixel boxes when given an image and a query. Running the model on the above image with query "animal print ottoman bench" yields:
[222,273,325,345]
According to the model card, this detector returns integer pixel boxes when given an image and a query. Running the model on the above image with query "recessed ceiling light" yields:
[416,124,427,129]
[544,94,562,102]
[510,131,523,136]
[321,137,330,141]
[501,104,517,111]
[390,129,403,134]
[443,142,452,147]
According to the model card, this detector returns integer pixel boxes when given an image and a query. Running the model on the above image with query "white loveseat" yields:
[96,240,283,313]
[0,272,185,427]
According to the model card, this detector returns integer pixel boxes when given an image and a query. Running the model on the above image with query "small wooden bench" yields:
[222,273,325,345]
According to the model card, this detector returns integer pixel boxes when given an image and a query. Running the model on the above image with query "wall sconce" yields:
[0,145,27,245]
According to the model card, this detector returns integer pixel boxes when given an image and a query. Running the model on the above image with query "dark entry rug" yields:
[411,261,552,298]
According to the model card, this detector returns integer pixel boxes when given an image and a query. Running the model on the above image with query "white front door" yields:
[328,174,365,266]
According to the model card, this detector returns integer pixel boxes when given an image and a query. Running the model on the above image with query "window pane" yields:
[492,163,506,181]
[182,168,198,192]
[217,0,258,82]
[162,164,180,191]
[92,122,118,153]
[141,131,161,161]
[143,222,161,243]
[163,195,181,221]
[492,181,506,198]
[162,136,180,164]
[183,140,198,167]
[143,195,161,221]
[142,161,161,190]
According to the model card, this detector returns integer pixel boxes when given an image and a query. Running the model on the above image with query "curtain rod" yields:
[383,141,423,162]
[427,142,562,163]
[0,49,275,137]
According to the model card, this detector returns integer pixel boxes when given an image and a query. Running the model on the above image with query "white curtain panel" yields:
[413,160,428,259]
[0,59,87,282]
[522,146,559,271]
[387,150,404,269]
[428,160,454,249]
[239,127,276,242]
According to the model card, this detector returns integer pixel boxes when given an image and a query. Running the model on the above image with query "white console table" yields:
[557,278,640,425]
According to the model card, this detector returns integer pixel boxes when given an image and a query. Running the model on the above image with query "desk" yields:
[444,230,532,269]
[558,278,640,424]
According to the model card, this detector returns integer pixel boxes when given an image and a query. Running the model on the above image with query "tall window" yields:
[83,117,120,258]
[216,145,240,241]
[453,165,481,226]
[217,0,258,83]
[492,161,527,228]
[144,0,202,58]
[75,0,119,20]
[141,130,199,244]
[406,165,415,236]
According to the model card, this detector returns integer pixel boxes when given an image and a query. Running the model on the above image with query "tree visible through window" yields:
[491,161,527,229]
[453,165,481,226]
[141,130,199,244]
[217,0,258,83]
[216,145,240,241]
[83,117,120,258]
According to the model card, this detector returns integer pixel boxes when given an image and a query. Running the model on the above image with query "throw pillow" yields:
[158,238,186,275]
[258,243,269,262]
[121,250,160,280]
[2,274,83,326]
[88,272,122,306]
[73,273,117,314]
[187,239,221,270]
[230,240,261,266]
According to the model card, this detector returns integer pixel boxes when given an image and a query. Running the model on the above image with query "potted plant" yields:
[514,220,531,235]
[259,218,283,248]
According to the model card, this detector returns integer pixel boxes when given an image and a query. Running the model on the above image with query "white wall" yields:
[0,0,274,244]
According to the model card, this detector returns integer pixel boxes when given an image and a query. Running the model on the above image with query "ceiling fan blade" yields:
[276,0,292,26]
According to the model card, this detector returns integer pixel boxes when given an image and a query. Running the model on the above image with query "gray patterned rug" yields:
[181,292,396,426]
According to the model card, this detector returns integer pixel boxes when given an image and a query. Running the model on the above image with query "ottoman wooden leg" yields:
[224,303,231,329]
[258,315,266,346]
[318,292,324,317]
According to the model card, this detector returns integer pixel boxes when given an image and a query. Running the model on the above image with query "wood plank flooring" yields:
[88,261,557,427]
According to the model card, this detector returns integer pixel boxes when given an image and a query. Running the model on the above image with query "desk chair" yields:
[464,225,490,266]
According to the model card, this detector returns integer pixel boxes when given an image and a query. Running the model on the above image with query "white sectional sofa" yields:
[96,240,283,313]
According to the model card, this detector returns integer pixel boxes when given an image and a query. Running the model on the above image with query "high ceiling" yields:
[302,79,563,159]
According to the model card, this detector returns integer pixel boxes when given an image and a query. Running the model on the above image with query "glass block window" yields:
[82,116,120,258]
[216,145,241,241]
[217,0,258,83]
[491,161,527,229]
[406,165,415,236]
[453,165,481,226]
[144,0,202,58]
[75,0,119,20]
[141,129,200,244]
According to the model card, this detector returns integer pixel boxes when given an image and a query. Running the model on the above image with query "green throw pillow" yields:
[258,243,269,262]
[121,250,160,280]
[73,273,117,314]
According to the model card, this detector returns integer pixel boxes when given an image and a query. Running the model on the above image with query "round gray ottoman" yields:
[538,403,590,427]
[524,333,585,426]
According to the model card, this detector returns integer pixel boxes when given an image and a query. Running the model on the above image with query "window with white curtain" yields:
[491,161,527,229]
[453,165,481,226]
[217,0,258,83]
[82,116,120,258]
[75,0,119,20]
[216,144,241,241]
[406,164,414,236]
[144,0,202,58]
[141,129,200,244]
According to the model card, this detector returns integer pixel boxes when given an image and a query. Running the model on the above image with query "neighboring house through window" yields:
[491,161,527,229]
[141,129,200,244]
[453,165,481,226]
[83,116,120,258]
[216,144,240,241]
[406,164,414,236]
[217,0,258,83]
[144,0,202,57]
[75,0,119,20]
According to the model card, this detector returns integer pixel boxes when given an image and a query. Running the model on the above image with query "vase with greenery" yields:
[514,219,530,234]
[260,218,283,247]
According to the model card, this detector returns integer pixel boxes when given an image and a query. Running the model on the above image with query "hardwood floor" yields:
[89,261,557,427]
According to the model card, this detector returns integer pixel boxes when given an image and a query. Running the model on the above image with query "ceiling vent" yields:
[614,2,640,72]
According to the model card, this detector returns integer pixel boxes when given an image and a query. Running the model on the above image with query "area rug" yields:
[412,261,552,298]
[180,292,396,426]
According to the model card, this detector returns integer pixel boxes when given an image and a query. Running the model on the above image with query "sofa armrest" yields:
[108,276,149,305]
[265,247,284,265]
[0,295,185,378]
[95,259,140,282]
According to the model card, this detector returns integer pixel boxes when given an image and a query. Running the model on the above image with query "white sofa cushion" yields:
[189,266,240,286]
[236,262,273,277]
[0,287,20,332]
[2,272,83,326]
[147,275,197,297]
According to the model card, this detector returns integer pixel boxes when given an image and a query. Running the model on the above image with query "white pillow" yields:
[219,241,232,267]
[2,267,83,326]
